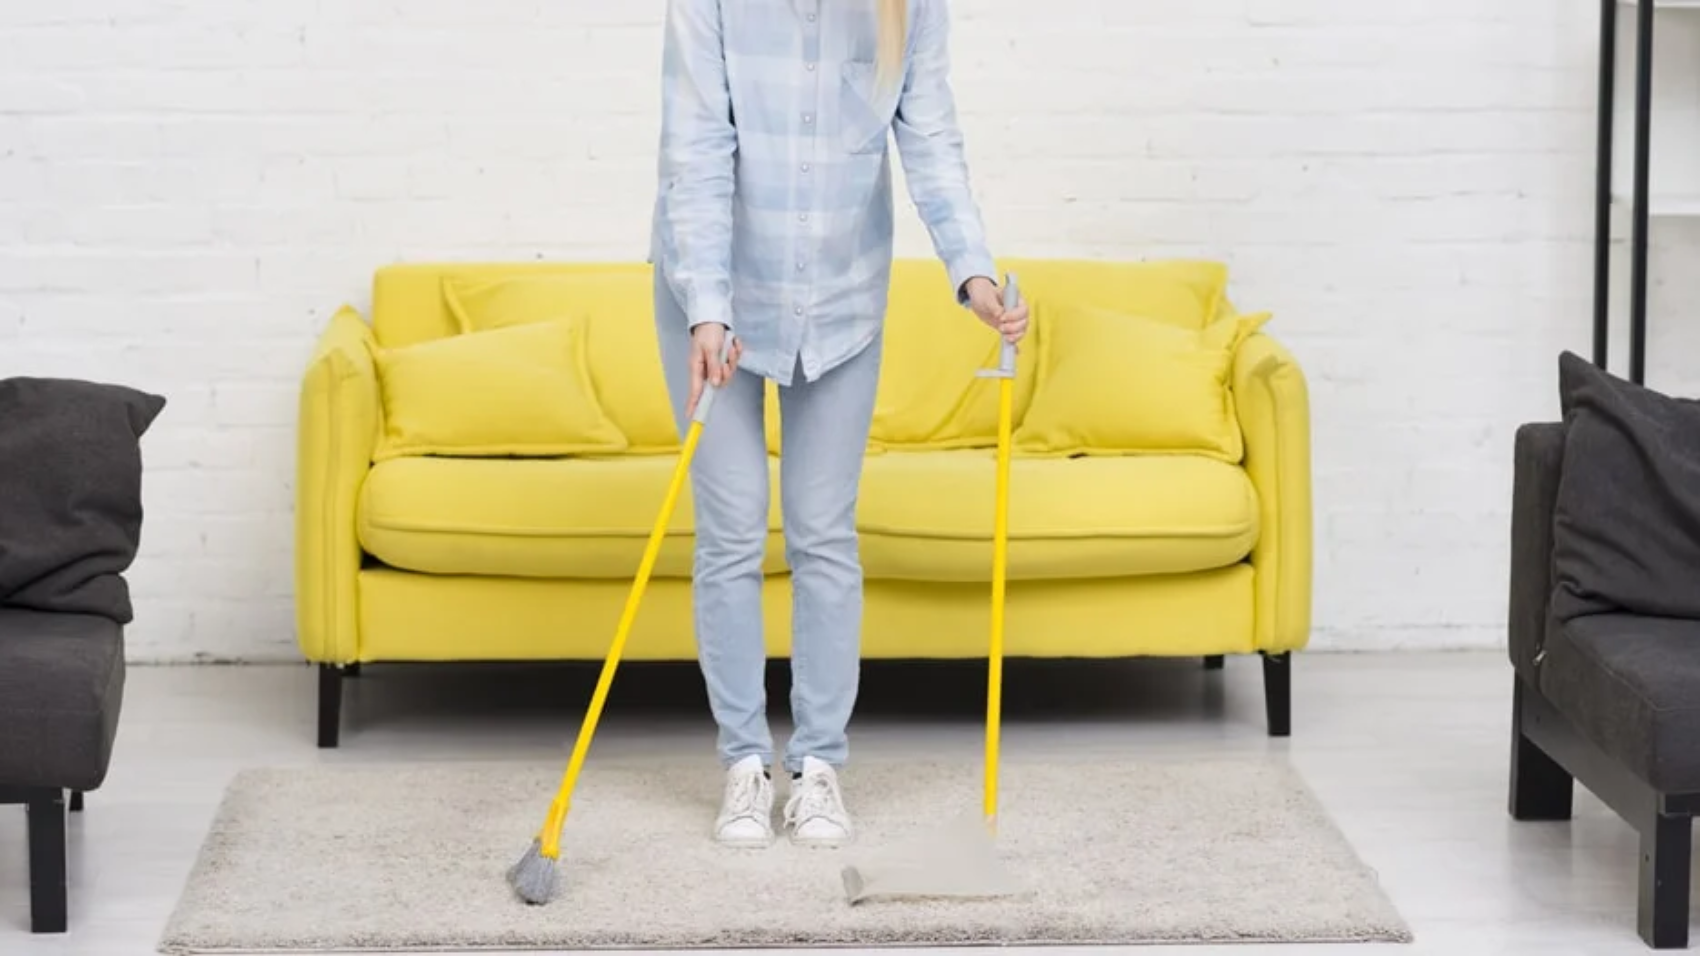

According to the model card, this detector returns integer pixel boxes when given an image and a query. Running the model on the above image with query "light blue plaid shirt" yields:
[649,0,997,386]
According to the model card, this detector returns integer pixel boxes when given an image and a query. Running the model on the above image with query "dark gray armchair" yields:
[0,377,163,933]
[1508,353,1700,950]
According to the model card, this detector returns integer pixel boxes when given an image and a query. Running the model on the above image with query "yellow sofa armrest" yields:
[295,306,379,664]
[1233,332,1313,654]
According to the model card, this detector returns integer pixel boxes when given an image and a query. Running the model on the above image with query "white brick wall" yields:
[2,0,1696,662]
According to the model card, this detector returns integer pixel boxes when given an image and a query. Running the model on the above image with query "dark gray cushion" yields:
[1539,613,1700,792]
[0,608,126,791]
[1550,351,1700,623]
[0,377,166,624]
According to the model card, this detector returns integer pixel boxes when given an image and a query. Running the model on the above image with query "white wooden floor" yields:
[0,651,1681,955]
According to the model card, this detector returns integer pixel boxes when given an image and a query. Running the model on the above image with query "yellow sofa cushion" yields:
[868,259,1232,452]
[1002,258,1233,328]
[766,380,781,456]
[357,455,787,580]
[856,450,1258,582]
[868,263,1042,451]
[370,318,628,462]
[441,272,682,454]
[356,447,1256,585]
[1013,306,1270,463]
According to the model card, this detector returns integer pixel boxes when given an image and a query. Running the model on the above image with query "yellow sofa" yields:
[295,258,1312,747]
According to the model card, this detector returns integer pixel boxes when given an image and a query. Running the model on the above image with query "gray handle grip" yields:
[691,331,736,425]
[997,273,1020,373]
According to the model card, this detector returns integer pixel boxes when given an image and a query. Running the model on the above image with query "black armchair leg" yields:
[1509,679,1573,821]
[68,791,84,813]
[26,788,67,934]
[318,664,343,749]
[1639,811,1692,949]
[1261,652,1291,737]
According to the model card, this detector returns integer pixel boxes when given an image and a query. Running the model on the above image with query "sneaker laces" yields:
[785,771,845,828]
[722,769,768,823]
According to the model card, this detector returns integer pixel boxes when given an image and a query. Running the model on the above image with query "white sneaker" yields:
[784,756,854,848]
[714,755,775,848]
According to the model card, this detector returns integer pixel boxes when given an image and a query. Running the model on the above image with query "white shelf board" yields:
[1609,191,1700,217]
[1610,1,1700,209]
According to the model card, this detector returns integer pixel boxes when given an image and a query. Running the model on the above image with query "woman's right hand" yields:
[687,322,742,420]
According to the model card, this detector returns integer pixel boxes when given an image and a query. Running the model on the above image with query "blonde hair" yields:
[876,0,908,91]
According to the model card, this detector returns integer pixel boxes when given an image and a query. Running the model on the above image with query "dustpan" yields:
[840,274,1026,905]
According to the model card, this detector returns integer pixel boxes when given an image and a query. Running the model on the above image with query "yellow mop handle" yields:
[986,373,1012,826]
[977,274,1020,829]
[537,336,732,859]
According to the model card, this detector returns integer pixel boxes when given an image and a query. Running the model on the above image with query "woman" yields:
[649,0,1028,850]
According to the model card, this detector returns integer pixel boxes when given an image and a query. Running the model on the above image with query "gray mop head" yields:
[506,839,560,905]
[839,812,1023,905]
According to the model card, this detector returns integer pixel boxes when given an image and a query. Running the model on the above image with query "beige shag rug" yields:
[158,758,1410,952]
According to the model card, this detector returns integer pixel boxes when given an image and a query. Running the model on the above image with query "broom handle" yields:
[540,334,734,858]
[984,275,1019,828]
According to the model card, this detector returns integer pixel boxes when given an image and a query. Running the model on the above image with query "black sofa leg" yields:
[1261,652,1291,737]
[318,664,343,749]
[1203,655,1225,671]
[26,789,68,934]
[1639,811,1692,949]
[68,791,84,813]
[1508,680,1573,821]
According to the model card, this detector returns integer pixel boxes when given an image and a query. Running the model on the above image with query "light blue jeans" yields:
[653,272,881,774]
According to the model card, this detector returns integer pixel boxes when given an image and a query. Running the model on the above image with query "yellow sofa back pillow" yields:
[442,273,680,454]
[371,318,628,462]
[868,259,1231,451]
[868,263,1041,451]
[1014,304,1270,463]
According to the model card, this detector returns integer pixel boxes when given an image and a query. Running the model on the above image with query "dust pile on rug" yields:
[158,758,1410,952]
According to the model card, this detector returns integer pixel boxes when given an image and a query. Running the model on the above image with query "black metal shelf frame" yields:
[1593,0,1657,385]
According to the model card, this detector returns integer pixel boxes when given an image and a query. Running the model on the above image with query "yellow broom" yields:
[508,336,734,906]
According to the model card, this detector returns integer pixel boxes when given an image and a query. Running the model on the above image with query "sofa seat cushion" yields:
[856,451,1259,582]
[0,609,126,791]
[358,456,786,580]
[1538,613,1700,792]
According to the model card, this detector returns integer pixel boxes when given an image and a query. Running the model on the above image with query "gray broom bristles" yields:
[506,838,560,905]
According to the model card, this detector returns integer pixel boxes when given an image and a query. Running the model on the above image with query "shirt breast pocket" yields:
[840,60,897,155]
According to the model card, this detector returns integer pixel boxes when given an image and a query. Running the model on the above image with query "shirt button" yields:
[794,306,804,316]
[796,261,806,272]
[803,113,814,124]
[798,213,809,222]
[806,62,816,72]
[807,13,816,22]
[801,163,811,172]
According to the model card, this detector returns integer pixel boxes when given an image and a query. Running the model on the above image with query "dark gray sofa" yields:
[0,376,163,933]
[1508,353,1700,950]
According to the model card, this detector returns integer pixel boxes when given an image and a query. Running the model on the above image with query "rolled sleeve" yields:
[891,0,997,304]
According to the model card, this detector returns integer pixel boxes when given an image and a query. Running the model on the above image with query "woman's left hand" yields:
[964,276,1030,345]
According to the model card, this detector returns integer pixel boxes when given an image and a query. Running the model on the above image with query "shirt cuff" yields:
[686,295,734,332]
[948,253,1000,306]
